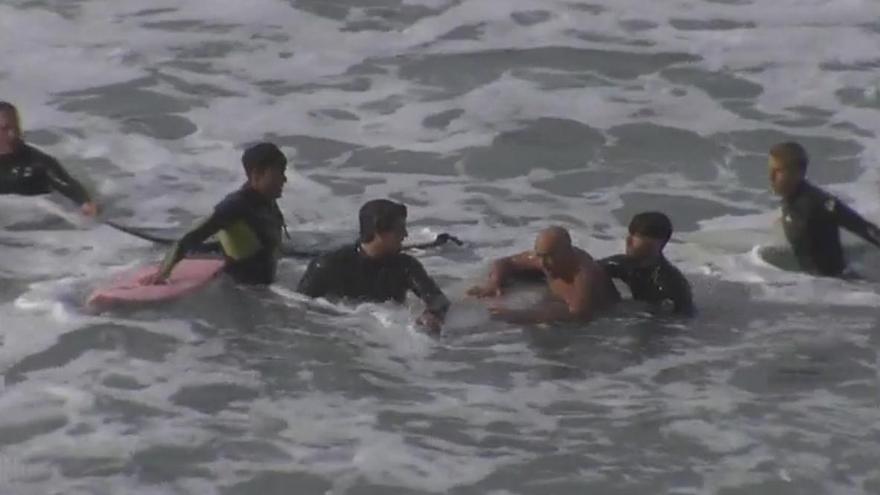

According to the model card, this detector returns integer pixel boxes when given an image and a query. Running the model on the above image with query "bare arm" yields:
[468,251,543,297]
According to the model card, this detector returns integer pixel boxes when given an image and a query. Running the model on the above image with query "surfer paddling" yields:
[297,199,450,334]
[0,101,98,216]
[599,212,694,316]
[769,141,880,277]
[142,142,290,285]
[467,226,615,324]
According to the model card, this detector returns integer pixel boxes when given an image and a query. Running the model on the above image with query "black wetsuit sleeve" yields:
[157,202,238,278]
[598,255,628,280]
[42,152,91,205]
[661,268,695,316]
[296,256,334,298]
[831,198,880,248]
[405,257,450,319]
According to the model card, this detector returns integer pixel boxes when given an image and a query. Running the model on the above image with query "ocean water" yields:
[1,0,880,493]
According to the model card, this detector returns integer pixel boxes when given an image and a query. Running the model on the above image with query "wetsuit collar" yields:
[783,179,810,203]
[357,242,398,261]
[239,182,291,240]
[240,182,274,204]
[627,252,665,269]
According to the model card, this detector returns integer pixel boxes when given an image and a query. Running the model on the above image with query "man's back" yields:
[545,248,615,315]
[297,244,449,315]
[600,254,694,315]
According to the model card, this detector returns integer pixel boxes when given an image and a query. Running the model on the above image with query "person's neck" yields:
[634,252,663,268]
[359,240,388,259]
[783,179,807,202]
[0,140,20,156]
[244,182,271,201]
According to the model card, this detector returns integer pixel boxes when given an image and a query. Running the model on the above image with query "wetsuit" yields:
[159,184,287,284]
[600,254,694,316]
[781,180,880,277]
[297,243,450,318]
[0,141,91,205]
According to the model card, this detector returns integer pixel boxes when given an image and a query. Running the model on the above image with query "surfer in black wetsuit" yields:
[0,101,98,216]
[142,142,290,285]
[769,141,880,277]
[600,212,694,316]
[297,199,450,334]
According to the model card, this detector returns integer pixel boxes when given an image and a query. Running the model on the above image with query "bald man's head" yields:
[534,226,575,276]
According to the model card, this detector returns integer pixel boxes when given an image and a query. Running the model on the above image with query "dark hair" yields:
[629,211,673,246]
[241,142,286,176]
[769,141,808,173]
[0,101,21,127]
[359,199,407,243]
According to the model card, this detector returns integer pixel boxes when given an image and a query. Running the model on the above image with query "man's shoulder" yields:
[17,143,55,165]
[573,251,607,283]
[396,252,421,265]
[313,244,358,265]
[214,187,252,213]
[576,249,604,270]
[798,182,838,210]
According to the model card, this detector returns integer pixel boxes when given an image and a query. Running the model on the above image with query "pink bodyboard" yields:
[87,258,226,308]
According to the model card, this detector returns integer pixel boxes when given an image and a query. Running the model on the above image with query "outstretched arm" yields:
[598,254,628,280]
[150,211,230,283]
[832,198,880,248]
[405,258,450,333]
[42,153,95,213]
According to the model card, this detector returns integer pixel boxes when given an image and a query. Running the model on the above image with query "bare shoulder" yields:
[574,248,602,275]
[508,250,537,262]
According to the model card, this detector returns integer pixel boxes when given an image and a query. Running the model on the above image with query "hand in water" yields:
[417,312,443,334]
[80,201,99,217]
[487,303,515,321]
[466,284,502,298]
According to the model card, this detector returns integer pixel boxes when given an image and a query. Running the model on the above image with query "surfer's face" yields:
[768,156,802,198]
[534,241,568,277]
[252,164,287,199]
[626,233,662,261]
[0,110,21,154]
[376,217,408,254]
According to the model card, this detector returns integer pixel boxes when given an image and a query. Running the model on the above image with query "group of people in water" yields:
[2,100,879,333]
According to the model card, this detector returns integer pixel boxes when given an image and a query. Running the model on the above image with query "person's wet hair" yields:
[359,199,407,243]
[0,101,21,128]
[629,211,673,246]
[770,141,808,173]
[241,142,286,176]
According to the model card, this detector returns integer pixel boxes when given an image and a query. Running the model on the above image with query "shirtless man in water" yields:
[468,226,616,324]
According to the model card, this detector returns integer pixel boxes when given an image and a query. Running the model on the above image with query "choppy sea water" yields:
[1,0,879,493]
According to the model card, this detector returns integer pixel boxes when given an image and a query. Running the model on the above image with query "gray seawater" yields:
[1,0,879,493]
